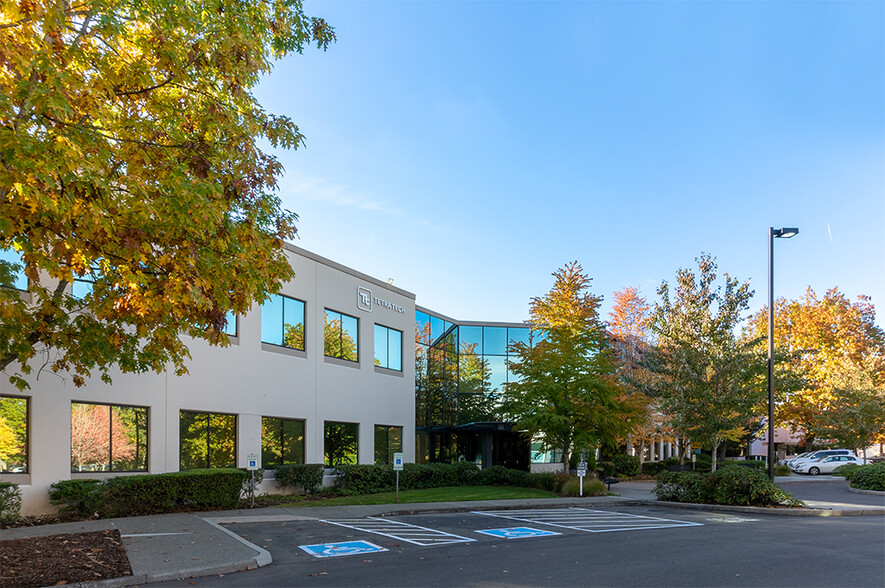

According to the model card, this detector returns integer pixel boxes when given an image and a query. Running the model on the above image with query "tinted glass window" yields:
[0,395,28,473]
[483,327,507,355]
[261,294,306,350]
[459,326,483,354]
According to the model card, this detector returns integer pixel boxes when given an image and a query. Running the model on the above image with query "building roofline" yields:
[284,242,416,301]
[415,304,527,329]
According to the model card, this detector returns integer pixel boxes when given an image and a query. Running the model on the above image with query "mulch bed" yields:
[0,529,132,587]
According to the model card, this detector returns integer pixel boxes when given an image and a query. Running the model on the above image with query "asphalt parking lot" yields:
[156,504,885,587]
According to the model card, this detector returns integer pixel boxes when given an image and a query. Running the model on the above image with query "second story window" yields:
[374,324,402,371]
[324,309,358,362]
[261,294,305,350]
[223,311,238,337]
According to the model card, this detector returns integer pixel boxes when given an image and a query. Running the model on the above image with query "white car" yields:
[789,449,855,471]
[780,452,812,467]
[794,455,865,475]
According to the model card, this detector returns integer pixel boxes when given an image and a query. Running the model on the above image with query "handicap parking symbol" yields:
[476,527,561,539]
[299,540,388,558]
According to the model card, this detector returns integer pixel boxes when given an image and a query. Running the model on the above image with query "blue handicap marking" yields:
[299,540,388,558]
[476,527,560,539]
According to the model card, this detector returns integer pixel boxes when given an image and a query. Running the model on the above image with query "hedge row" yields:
[49,469,249,518]
[324,462,563,495]
[653,467,803,507]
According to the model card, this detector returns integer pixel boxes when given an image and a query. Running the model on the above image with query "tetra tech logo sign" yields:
[357,287,373,312]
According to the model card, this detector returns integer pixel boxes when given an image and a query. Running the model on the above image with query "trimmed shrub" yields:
[640,460,668,476]
[275,464,325,494]
[49,479,103,515]
[560,476,605,497]
[831,463,861,479]
[847,462,885,491]
[654,471,711,504]
[478,465,531,487]
[335,464,397,494]
[612,454,641,477]
[721,460,767,471]
[774,464,792,476]
[49,469,248,518]
[0,482,22,524]
[654,467,803,507]
[596,461,616,478]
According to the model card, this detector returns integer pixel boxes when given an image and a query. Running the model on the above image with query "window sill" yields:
[374,365,404,377]
[0,472,30,484]
[261,342,307,359]
[324,355,360,369]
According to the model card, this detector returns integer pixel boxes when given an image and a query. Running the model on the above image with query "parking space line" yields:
[472,508,703,533]
[320,517,476,546]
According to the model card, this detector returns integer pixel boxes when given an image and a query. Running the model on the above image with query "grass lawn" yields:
[273,486,557,507]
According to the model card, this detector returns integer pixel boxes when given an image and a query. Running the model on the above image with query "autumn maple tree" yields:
[503,262,640,473]
[746,287,885,446]
[0,1,334,389]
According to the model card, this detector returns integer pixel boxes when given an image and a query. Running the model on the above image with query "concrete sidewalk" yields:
[1,480,881,587]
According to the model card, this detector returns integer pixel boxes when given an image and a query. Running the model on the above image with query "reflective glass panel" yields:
[486,355,507,393]
[208,413,236,468]
[374,425,403,465]
[283,297,305,349]
[483,327,507,355]
[388,328,402,371]
[179,411,207,470]
[430,315,445,343]
[459,326,482,355]
[223,311,237,337]
[415,311,430,344]
[374,324,388,368]
[325,310,359,362]
[260,295,284,346]
[71,403,148,472]
[324,421,359,466]
[0,395,27,473]
[507,327,530,349]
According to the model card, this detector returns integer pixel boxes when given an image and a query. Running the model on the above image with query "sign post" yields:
[577,461,587,497]
[393,453,404,503]
[246,453,260,508]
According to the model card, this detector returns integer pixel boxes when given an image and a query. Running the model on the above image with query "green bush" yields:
[274,464,325,494]
[560,476,606,497]
[640,460,668,476]
[654,471,711,503]
[478,465,531,487]
[49,479,103,514]
[721,460,766,470]
[774,464,792,476]
[335,464,397,494]
[0,482,22,524]
[654,468,803,507]
[847,462,885,491]
[831,463,861,478]
[49,470,248,518]
[612,454,641,476]
[596,461,616,478]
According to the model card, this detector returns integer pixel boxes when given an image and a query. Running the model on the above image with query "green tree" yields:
[0,0,335,390]
[811,363,885,460]
[502,262,639,473]
[650,254,762,471]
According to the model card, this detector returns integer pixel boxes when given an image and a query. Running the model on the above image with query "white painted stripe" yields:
[320,517,475,546]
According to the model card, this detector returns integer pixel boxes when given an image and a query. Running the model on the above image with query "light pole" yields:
[768,227,798,480]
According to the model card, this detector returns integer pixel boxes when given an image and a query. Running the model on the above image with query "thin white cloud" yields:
[281,176,401,216]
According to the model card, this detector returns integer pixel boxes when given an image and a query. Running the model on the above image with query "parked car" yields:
[794,455,866,475]
[779,452,812,467]
[790,449,855,471]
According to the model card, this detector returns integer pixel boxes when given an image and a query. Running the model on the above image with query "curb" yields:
[846,486,885,496]
[647,500,885,517]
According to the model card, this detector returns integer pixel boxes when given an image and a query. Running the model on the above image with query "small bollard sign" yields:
[577,461,587,497]
[393,453,404,502]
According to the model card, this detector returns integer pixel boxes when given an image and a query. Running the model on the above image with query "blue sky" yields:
[256,0,884,327]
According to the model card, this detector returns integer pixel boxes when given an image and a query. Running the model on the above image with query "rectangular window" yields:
[224,310,238,337]
[261,417,305,467]
[374,324,402,371]
[179,410,236,470]
[0,248,27,291]
[261,294,305,350]
[0,395,28,473]
[324,421,358,466]
[71,403,148,472]
[374,425,403,465]
[324,309,359,362]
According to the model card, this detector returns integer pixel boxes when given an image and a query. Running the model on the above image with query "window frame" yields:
[374,323,403,371]
[70,401,149,473]
[0,394,29,474]
[261,293,307,351]
[179,410,237,470]
[374,424,403,465]
[261,416,306,468]
[324,308,360,363]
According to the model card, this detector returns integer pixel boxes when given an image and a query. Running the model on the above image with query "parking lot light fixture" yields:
[768,226,798,480]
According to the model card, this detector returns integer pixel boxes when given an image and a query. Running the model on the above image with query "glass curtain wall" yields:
[415,310,532,465]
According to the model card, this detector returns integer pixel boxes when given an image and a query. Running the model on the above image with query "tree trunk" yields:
[678,437,686,465]
[638,440,646,465]
[562,444,570,475]
[711,442,719,472]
